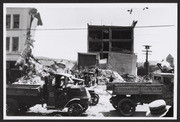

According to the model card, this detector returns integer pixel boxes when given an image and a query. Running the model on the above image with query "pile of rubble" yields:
[97,69,125,83]
[13,75,44,86]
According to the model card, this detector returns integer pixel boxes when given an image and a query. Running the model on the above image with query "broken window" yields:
[12,37,19,51]
[6,37,10,51]
[6,15,11,28]
[111,41,132,53]
[103,29,109,39]
[112,29,132,39]
[89,29,102,39]
[89,41,102,51]
[13,14,20,28]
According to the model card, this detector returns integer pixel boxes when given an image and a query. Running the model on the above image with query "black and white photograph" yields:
[3,3,177,120]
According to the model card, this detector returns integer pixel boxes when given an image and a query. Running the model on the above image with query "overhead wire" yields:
[6,24,175,31]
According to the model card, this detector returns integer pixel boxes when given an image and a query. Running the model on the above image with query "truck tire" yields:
[90,94,99,105]
[82,104,89,112]
[7,98,19,116]
[68,103,83,116]
[117,98,136,116]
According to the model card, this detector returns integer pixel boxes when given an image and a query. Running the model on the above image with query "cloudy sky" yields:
[5,3,177,62]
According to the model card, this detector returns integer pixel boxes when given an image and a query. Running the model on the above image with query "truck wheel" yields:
[118,98,136,116]
[82,104,89,112]
[7,98,19,116]
[68,103,83,116]
[90,94,99,105]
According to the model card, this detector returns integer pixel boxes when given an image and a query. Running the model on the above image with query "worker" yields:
[109,75,114,82]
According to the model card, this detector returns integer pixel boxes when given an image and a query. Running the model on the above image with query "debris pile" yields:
[97,69,125,83]
[13,75,44,86]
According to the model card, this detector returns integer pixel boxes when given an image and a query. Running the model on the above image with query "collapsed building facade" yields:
[87,24,137,75]
[6,7,43,83]
[6,8,34,83]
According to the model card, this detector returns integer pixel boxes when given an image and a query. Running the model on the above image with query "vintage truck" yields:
[109,73,174,116]
[6,73,91,116]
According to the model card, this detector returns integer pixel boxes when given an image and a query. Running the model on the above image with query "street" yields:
[13,84,149,118]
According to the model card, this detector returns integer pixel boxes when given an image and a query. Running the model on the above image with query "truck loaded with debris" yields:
[109,73,173,117]
[7,72,91,116]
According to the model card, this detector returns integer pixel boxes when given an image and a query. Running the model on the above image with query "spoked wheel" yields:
[6,98,19,116]
[90,94,99,105]
[118,98,136,116]
[68,103,83,116]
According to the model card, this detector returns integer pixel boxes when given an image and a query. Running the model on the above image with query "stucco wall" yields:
[107,52,137,75]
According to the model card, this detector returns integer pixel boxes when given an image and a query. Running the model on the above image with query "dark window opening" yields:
[103,29,109,39]
[89,42,102,52]
[111,41,132,53]
[103,42,109,51]
[13,14,20,28]
[112,29,132,39]
[6,15,11,28]
[100,53,108,59]
[6,37,10,51]
[12,37,19,51]
[89,29,102,39]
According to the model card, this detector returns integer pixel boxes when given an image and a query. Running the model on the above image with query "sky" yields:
[5,3,177,62]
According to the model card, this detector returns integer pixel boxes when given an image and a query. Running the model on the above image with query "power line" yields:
[135,25,174,28]
[7,28,87,31]
[6,24,175,31]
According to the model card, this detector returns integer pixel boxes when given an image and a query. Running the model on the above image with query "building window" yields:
[6,15,11,28]
[13,14,20,28]
[112,29,132,39]
[12,37,19,51]
[103,29,109,39]
[89,41,102,52]
[6,37,10,51]
[89,29,102,39]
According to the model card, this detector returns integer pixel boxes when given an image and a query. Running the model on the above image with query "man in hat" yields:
[146,99,172,117]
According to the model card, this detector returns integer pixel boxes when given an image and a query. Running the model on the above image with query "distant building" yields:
[87,24,137,75]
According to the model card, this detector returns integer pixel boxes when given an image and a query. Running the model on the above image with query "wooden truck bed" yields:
[7,84,42,96]
[112,82,163,95]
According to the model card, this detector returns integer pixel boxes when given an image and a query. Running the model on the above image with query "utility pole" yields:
[142,45,152,75]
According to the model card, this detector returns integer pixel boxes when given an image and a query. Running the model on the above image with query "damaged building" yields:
[87,24,137,75]
[6,8,34,83]
[6,7,42,83]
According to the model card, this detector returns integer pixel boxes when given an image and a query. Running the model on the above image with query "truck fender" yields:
[65,98,81,107]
